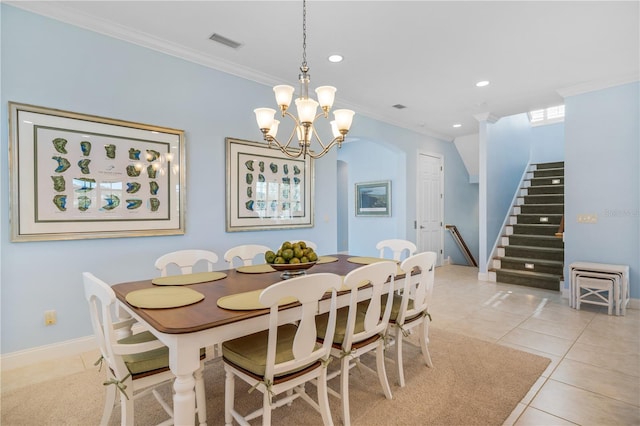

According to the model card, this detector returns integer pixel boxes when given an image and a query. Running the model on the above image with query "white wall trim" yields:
[1,335,97,371]
[2,322,147,371]
[477,272,490,281]
[557,72,640,98]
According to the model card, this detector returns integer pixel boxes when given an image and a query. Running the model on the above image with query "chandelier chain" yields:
[301,0,307,69]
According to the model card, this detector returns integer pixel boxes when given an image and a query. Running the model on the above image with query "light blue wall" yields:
[0,5,479,354]
[531,122,565,163]
[564,82,639,298]
[338,138,406,258]
[338,118,479,264]
[485,114,533,259]
[0,5,341,353]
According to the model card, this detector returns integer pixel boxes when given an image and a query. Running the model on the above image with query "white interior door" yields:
[417,153,444,265]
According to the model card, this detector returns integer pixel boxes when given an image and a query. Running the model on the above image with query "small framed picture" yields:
[355,180,391,217]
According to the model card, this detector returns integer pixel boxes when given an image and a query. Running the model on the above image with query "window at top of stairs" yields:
[529,105,565,126]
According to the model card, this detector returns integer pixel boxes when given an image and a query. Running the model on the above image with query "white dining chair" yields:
[316,261,397,425]
[221,273,342,425]
[83,272,207,425]
[223,244,272,268]
[376,239,417,261]
[154,249,219,276]
[384,251,437,387]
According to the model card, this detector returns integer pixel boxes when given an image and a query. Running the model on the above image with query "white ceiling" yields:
[7,1,639,141]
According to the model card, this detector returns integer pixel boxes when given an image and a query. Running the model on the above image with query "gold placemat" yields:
[126,287,205,309]
[236,264,276,274]
[316,256,339,264]
[217,277,375,310]
[217,290,297,310]
[152,271,227,285]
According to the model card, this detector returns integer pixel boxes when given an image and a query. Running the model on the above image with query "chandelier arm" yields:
[306,136,344,159]
[309,122,328,150]
[271,141,305,159]
[265,119,304,158]
[265,110,301,149]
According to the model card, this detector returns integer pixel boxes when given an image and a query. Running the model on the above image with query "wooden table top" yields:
[112,254,402,334]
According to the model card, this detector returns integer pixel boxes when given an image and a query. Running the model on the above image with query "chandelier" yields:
[254,0,355,159]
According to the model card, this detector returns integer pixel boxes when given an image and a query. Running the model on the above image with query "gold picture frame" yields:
[9,102,186,241]
[225,137,314,232]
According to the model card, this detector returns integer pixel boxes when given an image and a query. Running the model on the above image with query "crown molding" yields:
[557,72,640,98]
[5,1,455,143]
[5,1,282,87]
[473,112,499,123]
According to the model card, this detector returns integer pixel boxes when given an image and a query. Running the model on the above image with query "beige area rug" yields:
[1,329,550,425]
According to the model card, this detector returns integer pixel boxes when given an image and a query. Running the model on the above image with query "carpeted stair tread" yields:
[505,248,563,262]
[497,258,563,275]
[533,168,565,178]
[494,268,562,279]
[514,214,563,224]
[522,195,564,204]
[533,161,564,169]
[519,203,564,214]
[529,177,564,186]
[505,234,565,248]
[511,224,561,236]
[525,185,564,195]
[494,269,562,290]
[498,256,563,266]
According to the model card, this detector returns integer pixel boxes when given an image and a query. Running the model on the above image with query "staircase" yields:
[491,161,565,290]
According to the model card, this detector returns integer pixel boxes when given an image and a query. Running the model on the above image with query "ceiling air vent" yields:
[392,104,407,109]
[209,33,243,49]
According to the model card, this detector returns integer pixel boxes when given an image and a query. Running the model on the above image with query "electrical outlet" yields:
[44,310,57,326]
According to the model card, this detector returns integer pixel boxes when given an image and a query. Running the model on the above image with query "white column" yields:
[474,112,498,280]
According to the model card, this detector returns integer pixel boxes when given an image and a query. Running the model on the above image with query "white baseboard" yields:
[1,335,97,372]
[3,297,639,372]
[477,272,490,281]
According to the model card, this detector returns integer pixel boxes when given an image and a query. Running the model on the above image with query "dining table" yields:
[112,254,408,425]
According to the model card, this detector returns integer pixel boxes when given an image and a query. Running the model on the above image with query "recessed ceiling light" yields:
[452,123,462,128]
[476,80,490,87]
[328,54,343,63]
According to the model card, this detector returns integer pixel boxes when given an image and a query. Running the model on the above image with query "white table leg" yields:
[173,373,197,426]
[169,341,201,426]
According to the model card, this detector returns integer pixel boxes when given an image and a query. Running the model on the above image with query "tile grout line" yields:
[510,309,599,425]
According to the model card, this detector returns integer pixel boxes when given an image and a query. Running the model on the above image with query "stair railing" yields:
[445,224,478,267]
[555,215,564,238]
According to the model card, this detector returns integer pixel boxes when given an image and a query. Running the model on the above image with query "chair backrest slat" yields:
[342,261,397,349]
[259,273,342,378]
[399,252,437,323]
[376,239,417,261]
[155,249,219,276]
[224,245,271,267]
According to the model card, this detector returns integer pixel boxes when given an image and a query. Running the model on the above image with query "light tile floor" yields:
[430,265,640,426]
[2,265,639,425]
